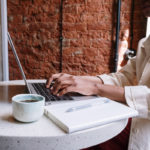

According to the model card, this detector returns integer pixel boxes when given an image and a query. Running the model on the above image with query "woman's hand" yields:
[46,73,103,96]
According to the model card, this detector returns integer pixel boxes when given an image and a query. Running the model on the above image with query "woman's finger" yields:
[46,73,61,88]
[52,80,72,95]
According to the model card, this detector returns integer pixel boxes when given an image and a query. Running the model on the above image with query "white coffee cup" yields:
[12,94,45,122]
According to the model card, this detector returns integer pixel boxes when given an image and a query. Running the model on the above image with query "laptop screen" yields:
[7,32,31,93]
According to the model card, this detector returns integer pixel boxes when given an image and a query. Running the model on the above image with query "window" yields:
[146,17,150,37]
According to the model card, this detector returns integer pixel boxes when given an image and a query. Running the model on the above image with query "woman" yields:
[46,1,150,149]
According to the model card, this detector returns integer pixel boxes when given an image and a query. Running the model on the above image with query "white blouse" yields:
[99,35,150,150]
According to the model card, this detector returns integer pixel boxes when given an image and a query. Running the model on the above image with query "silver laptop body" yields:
[7,32,98,105]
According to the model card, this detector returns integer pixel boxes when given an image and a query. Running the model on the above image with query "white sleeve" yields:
[98,56,137,87]
[125,86,150,119]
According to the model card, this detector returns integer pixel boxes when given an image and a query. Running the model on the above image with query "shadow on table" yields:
[1,114,35,125]
[0,85,27,103]
[1,114,18,123]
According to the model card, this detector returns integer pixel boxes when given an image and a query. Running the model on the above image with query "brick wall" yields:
[7,0,146,80]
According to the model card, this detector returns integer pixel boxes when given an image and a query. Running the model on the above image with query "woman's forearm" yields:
[97,84,126,104]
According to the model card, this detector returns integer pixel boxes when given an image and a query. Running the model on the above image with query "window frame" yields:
[0,0,9,81]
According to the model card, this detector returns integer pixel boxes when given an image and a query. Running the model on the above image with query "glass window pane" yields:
[146,17,150,37]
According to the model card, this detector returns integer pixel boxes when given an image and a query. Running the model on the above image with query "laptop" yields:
[7,32,98,105]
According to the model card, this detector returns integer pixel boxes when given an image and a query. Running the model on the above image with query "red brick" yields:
[63,47,82,56]
[63,14,76,23]
[64,0,86,5]
[70,39,83,47]
[91,39,111,48]
[63,31,79,39]
[9,0,19,5]
[87,22,112,30]
[64,5,78,14]
[62,39,70,47]
[80,13,99,23]
[63,23,87,32]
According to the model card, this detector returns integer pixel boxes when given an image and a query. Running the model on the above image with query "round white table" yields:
[0,80,128,150]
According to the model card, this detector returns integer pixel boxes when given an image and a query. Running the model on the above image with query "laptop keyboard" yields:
[31,83,73,104]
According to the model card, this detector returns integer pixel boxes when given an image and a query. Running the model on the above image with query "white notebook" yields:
[44,97,138,133]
